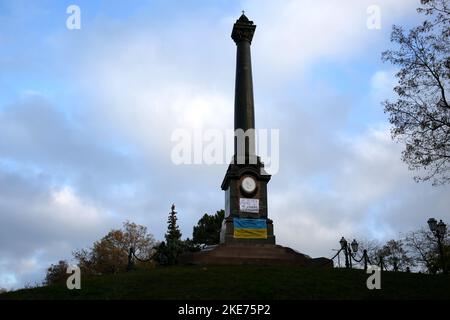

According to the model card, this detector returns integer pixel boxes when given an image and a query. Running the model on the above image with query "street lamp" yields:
[351,239,359,253]
[437,220,447,236]
[427,218,447,274]
[337,237,370,270]
[339,237,361,269]
[347,239,359,269]
[340,237,347,249]
[340,237,349,268]
[428,218,437,232]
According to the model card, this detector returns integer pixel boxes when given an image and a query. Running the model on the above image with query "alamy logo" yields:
[366,265,381,290]
[366,5,381,30]
[66,5,81,30]
[66,265,81,290]
[171,128,280,175]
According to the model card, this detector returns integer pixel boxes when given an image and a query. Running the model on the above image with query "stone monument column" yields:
[220,14,275,245]
[232,13,256,160]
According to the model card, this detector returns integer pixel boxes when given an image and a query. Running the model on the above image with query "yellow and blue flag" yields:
[233,218,267,239]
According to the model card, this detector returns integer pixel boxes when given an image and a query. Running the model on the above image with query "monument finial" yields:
[231,12,255,44]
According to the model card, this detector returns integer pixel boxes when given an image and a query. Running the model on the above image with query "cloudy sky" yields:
[1,0,449,289]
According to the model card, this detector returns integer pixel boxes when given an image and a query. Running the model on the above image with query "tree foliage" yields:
[353,239,382,268]
[73,221,156,275]
[192,210,225,245]
[379,239,414,272]
[154,240,187,266]
[44,260,69,286]
[165,204,182,242]
[382,0,450,185]
[356,222,449,274]
[154,204,184,265]
[355,239,415,272]
[405,226,450,273]
[404,228,440,273]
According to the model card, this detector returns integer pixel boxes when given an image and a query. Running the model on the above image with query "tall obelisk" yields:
[220,13,275,245]
[232,13,256,159]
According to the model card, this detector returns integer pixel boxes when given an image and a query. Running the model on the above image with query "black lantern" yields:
[351,239,359,253]
[340,237,347,249]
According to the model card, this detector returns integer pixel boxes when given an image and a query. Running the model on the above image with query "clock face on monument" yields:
[241,176,256,194]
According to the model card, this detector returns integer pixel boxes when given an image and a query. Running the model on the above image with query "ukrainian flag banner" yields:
[233,218,267,239]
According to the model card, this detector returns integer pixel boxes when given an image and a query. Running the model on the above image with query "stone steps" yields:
[180,244,332,267]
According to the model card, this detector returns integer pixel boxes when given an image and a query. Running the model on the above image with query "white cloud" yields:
[49,186,104,227]
[0,160,118,289]
[269,124,450,257]
[16,258,39,275]
[241,0,416,80]
[370,69,398,102]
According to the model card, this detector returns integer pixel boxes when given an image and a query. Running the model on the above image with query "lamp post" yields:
[428,218,448,274]
[363,249,368,271]
[339,237,360,269]
[351,239,359,254]
[336,237,371,270]
[378,254,384,271]
[349,239,358,269]
[340,237,349,268]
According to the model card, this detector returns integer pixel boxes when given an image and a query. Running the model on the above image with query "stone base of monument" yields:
[220,217,276,245]
[179,244,333,267]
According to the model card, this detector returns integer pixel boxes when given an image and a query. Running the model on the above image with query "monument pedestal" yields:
[180,244,333,267]
[220,216,275,245]
[220,158,274,245]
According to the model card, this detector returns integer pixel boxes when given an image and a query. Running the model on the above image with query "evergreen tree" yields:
[193,210,224,245]
[165,204,182,242]
[156,204,184,265]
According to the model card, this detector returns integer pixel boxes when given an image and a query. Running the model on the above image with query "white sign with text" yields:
[240,198,259,213]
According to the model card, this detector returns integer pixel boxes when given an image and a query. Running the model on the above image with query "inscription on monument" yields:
[240,198,259,213]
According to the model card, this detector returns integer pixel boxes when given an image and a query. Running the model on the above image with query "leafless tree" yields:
[382,0,450,185]
[404,228,439,273]
[380,239,414,272]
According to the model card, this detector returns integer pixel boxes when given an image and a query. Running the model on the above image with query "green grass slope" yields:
[1,265,449,300]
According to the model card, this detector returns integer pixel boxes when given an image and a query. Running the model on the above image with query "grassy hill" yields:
[1,265,449,300]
